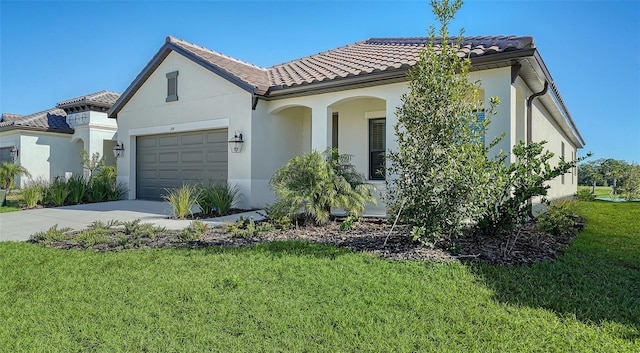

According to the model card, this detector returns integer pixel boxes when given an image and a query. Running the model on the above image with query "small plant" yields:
[163,184,200,219]
[340,215,359,231]
[179,220,209,241]
[225,216,275,238]
[29,224,72,244]
[21,183,43,208]
[67,174,88,204]
[0,162,31,191]
[536,199,578,236]
[47,177,70,206]
[88,220,120,230]
[264,203,293,230]
[197,182,240,216]
[576,188,595,201]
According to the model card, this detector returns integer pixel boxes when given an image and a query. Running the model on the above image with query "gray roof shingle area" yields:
[56,90,121,109]
[0,108,72,133]
[166,35,534,93]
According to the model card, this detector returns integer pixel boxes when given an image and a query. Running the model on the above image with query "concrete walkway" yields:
[0,200,264,242]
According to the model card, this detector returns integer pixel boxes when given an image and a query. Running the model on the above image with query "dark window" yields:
[0,147,12,163]
[369,118,386,180]
[166,71,178,102]
[332,112,339,149]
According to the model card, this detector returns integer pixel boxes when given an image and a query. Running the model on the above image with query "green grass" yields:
[1,202,638,352]
[579,185,619,198]
[0,191,22,213]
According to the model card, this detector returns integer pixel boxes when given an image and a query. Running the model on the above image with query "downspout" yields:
[525,80,548,219]
[526,81,548,144]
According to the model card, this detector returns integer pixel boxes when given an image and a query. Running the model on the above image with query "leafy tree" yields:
[0,162,31,191]
[616,163,640,200]
[386,0,502,242]
[270,149,376,225]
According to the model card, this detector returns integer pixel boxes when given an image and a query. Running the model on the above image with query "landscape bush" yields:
[269,149,376,225]
[536,199,578,236]
[576,188,595,201]
[21,181,44,208]
[197,182,240,216]
[225,216,275,238]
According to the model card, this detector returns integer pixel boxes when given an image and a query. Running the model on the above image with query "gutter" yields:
[526,80,548,144]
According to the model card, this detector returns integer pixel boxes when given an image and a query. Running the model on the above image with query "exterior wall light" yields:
[113,142,124,158]
[10,146,18,160]
[228,130,244,153]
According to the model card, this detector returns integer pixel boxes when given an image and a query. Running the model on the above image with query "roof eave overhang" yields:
[108,42,259,119]
[519,50,585,148]
[263,49,537,100]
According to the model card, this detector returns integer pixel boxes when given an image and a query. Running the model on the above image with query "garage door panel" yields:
[158,152,179,163]
[181,134,204,145]
[158,136,179,147]
[136,129,228,200]
[181,151,204,162]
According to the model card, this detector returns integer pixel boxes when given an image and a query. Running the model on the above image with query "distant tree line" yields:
[579,158,640,199]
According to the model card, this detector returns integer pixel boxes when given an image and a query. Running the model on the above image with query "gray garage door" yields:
[136,129,228,200]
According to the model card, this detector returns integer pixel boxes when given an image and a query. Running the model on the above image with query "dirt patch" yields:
[36,217,581,265]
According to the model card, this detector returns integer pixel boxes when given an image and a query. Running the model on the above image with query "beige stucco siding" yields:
[14,132,82,186]
[115,51,253,204]
[530,99,578,199]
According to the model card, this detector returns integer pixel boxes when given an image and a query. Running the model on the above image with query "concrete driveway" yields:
[0,200,264,242]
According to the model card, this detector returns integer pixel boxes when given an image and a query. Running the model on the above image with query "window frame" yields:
[369,117,386,181]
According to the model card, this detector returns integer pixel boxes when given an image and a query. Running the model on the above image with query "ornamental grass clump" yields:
[163,184,200,219]
[197,182,240,216]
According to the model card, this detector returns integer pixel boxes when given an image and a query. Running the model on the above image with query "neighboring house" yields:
[0,90,121,187]
[108,36,585,213]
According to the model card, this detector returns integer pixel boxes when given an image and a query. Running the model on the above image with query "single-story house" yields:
[108,36,585,214]
[0,90,121,187]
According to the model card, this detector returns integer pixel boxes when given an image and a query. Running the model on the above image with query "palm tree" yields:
[0,162,31,191]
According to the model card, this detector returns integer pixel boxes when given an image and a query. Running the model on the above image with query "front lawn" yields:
[0,201,638,352]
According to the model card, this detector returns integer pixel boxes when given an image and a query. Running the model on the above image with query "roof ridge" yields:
[167,36,268,71]
[268,40,367,69]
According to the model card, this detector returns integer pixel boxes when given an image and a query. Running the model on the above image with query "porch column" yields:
[310,105,332,152]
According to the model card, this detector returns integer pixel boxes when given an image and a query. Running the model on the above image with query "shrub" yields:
[475,141,585,238]
[21,182,44,208]
[340,215,359,231]
[576,188,595,201]
[179,220,209,241]
[67,174,88,204]
[270,149,376,225]
[163,184,200,219]
[47,177,70,207]
[225,216,275,238]
[536,199,578,236]
[197,182,240,216]
[29,224,72,244]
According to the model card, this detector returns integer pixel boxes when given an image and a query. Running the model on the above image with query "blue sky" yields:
[1,0,638,163]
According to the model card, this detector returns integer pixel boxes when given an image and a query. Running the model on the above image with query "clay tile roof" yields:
[0,108,71,132]
[267,36,534,88]
[1,113,24,122]
[56,90,121,109]
[167,36,271,94]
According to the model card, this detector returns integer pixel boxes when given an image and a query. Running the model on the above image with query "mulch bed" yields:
[39,216,581,266]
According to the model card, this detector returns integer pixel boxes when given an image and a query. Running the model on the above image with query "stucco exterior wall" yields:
[530,98,577,200]
[115,51,253,205]
[18,132,82,186]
